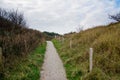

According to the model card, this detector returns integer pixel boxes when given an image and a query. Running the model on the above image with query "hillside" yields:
[0,8,46,80]
[53,22,120,80]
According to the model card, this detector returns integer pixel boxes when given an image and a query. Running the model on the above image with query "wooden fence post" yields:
[55,35,57,39]
[24,40,27,53]
[0,47,2,65]
[61,37,64,43]
[59,36,61,41]
[89,48,93,72]
[70,40,72,48]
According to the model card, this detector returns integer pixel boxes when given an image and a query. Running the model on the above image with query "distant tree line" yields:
[43,31,60,40]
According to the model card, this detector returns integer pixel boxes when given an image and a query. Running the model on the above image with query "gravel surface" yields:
[40,41,67,80]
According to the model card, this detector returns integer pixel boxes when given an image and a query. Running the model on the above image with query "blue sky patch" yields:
[115,0,120,7]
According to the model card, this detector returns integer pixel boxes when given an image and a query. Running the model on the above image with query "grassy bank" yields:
[0,8,46,80]
[3,43,46,80]
[52,22,120,80]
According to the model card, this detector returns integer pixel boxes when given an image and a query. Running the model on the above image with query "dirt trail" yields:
[40,41,67,80]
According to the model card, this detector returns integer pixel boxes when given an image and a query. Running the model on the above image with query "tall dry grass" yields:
[53,22,120,80]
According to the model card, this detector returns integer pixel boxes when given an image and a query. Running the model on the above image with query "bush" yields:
[0,8,45,79]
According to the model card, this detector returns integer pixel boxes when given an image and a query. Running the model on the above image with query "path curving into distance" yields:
[40,41,67,80]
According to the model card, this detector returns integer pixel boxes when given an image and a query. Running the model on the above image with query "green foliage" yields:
[3,43,46,80]
[43,31,60,40]
[53,22,120,80]
[52,39,62,51]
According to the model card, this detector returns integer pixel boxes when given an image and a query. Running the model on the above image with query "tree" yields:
[0,8,26,29]
[9,10,26,26]
[110,12,120,22]
[0,8,8,19]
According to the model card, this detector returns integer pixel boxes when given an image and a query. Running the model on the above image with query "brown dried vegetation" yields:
[0,8,45,79]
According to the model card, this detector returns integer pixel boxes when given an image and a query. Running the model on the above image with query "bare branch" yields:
[109,12,120,22]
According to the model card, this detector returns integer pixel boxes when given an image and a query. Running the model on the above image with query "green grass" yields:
[3,42,46,80]
[52,39,82,80]
[52,22,120,80]
[52,39,62,51]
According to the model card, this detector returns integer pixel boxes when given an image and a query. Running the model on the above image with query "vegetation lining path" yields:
[40,41,67,80]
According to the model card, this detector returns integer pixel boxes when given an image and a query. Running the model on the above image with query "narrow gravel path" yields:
[40,41,67,80]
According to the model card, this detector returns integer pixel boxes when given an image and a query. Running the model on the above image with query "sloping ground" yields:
[41,41,67,80]
[53,22,120,80]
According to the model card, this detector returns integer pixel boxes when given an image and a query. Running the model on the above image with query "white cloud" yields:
[80,0,120,29]
[0,0,120,34]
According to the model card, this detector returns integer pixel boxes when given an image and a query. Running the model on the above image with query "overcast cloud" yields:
[0,0,120,34]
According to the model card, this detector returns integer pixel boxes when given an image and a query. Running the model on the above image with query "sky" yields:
[0,0,120,34]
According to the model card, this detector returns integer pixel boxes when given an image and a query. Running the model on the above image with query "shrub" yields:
[0,8,45,79]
